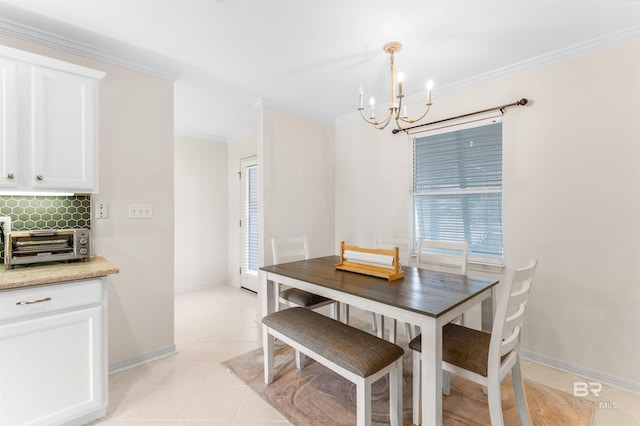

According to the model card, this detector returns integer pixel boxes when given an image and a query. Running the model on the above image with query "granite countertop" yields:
[0,256,120,291]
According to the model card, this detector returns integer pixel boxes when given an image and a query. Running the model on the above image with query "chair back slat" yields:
[375,236,412,267]
[500,325,521,356]
[271,235,310,264]
[490,259,537,360]
[417,239,468,275]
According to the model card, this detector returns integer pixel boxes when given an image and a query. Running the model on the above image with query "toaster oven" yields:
[4,229,91,267]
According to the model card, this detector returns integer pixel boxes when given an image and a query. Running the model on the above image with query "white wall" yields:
[174,135,228,292]
[1,35,177,369]
[259,108,335,265]
[335,40,640,387]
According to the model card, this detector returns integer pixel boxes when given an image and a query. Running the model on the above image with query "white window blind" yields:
[413,121,503,259]
[244,165,259,273]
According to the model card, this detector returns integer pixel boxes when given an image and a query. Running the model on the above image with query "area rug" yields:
[222,343,595,425]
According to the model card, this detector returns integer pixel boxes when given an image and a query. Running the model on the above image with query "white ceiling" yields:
[1,1,639,142]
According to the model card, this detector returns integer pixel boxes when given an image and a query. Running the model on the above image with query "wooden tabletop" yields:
[260,255,498,318]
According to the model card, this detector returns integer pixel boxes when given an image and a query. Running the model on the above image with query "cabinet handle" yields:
[16,297,52,306]
[36,175,43,181]
[7,173,14,179]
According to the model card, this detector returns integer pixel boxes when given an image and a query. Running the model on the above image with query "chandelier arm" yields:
[406,104,432,124]
[359,108,394,129]
[359,109,378,125]
[375,109,394,130]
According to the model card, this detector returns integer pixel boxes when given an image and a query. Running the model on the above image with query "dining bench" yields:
[262,307,404,426]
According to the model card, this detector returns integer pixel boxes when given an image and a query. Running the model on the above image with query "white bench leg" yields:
[263,327,274,384]
[357,377,372,426]
[389,358,402,426]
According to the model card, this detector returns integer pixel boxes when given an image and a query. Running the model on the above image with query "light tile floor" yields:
[93,285,638,425]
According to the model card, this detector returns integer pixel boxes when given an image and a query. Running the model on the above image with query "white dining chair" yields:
[416,239,468,275]
[409,259,538,426]
[415,239,469,332]
[271,235,339,318]
[372,236,412,341]
[387,239,469,345]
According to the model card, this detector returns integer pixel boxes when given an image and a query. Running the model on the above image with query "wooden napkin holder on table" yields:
[335,241,405,281]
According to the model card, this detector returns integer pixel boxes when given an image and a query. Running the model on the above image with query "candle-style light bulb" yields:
[397,72,404,96]
[369,96,375,119]
[426,80,434,104]
[403,105,408,118]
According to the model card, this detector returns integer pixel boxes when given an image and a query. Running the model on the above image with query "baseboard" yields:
[174,280,228,294]
[108,344,177,374]
[521,349,640,393]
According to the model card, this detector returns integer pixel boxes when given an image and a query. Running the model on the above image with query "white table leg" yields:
[261,272,276,384]
[260,271,276,319]
[481,287,495,332]
[420,318,443,426]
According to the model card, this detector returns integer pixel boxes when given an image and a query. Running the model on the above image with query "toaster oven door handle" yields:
[16,297,52,305]
[28,230,58,236]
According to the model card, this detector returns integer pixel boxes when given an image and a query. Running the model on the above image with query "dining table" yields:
[260,255,499,426]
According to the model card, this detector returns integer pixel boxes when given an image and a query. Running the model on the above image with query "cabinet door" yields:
[0,306,105,425]
[0,58,20,189]
[30,66,97,191]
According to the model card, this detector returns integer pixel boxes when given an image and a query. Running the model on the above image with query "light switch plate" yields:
[128,203,152,219]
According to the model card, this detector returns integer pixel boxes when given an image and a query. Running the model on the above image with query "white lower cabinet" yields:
[0,279,107,426]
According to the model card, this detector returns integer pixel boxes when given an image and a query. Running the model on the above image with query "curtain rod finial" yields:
[519,98,528,106]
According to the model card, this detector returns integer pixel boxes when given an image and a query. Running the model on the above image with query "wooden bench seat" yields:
[262,307,404,426]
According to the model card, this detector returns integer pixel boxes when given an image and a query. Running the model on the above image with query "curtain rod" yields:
[392,98,528,135]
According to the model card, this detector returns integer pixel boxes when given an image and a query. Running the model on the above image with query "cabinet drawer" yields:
[0,279,102,322]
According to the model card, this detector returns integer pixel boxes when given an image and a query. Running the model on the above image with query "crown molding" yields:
[336,26,640,126]
[174,129,228,144]
[0,15,181,81]
[255,97,335,126]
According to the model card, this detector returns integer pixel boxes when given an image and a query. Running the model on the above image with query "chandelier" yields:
[358,41,433,130]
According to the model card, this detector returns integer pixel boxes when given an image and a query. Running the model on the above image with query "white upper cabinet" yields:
[31,66,99,191]
[0,47,105,193]
[0,58,20,189]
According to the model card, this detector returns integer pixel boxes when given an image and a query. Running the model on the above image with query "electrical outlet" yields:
[95,202,108,219]
[128,203,152,219]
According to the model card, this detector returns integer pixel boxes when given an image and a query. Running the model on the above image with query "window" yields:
[413,120,503,260]
[242,160,259,276]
